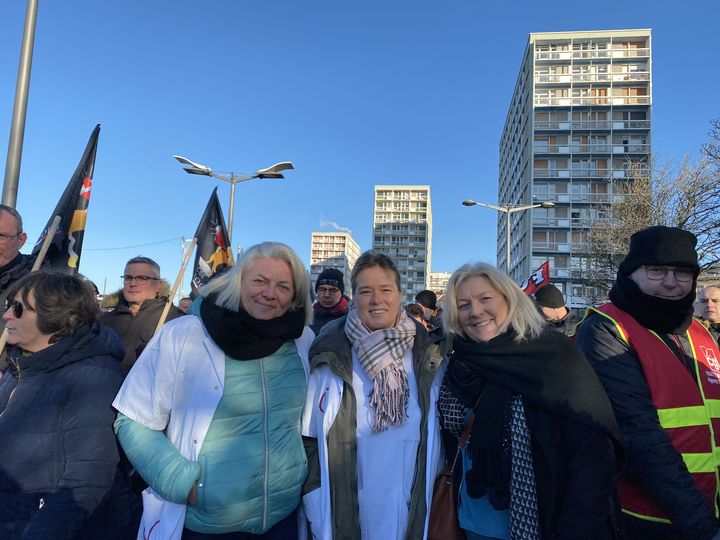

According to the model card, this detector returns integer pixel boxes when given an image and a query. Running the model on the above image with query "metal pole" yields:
[2,0,39,208]
[505,208,511,276]
[227,178,236,246]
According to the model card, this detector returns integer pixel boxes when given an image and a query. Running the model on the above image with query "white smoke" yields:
[319,218,352,235]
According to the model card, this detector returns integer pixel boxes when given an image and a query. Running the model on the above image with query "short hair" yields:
[444,262,545,343]
[350,251,401,295]
[0,205,23,233]
[6,271,99,344]
[200,241,311,324]
[125,256,161,279]
[405,303,426,320]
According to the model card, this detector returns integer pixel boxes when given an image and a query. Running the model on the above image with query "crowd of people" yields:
[0,200,719,540]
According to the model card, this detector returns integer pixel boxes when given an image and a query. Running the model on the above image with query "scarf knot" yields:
[344,307,416,432]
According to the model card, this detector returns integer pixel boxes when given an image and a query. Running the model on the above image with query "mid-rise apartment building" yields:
[499,29,652,306]
[309,232,361,296]
[429,271,452,298]
[372,185,432,303]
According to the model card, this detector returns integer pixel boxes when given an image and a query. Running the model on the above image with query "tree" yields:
[577,147,720,303]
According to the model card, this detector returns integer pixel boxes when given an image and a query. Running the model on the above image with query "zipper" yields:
[259,358,269,531]
[0,386,17,418]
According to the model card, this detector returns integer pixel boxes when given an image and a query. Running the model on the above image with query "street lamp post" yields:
[174,155,294,245]
[462,199,555,276]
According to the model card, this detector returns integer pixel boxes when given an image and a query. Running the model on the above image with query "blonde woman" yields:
[438,262,622,540]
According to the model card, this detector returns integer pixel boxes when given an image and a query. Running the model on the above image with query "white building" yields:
[372,185,432,303]
[499,29,652,307]
[429,271,452,297]
[309,232,361,296]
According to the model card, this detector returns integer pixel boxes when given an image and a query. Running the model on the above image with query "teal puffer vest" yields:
[185,340,308,534]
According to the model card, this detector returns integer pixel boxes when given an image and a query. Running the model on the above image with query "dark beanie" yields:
[619,226,699,276]
[534,284,565,308]
[415,290,438,310]
[315,268,344,294]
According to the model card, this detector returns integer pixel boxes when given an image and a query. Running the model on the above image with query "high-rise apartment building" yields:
[499,29,652,307]
[429,271,452,297]
[372,185,432,303]
[309,232,361,296]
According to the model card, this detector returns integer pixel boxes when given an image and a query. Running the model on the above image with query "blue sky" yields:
[1,0,718,298]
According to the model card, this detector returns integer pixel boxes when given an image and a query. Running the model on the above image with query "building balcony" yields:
[534,119,650,130]
[534,96,650,107]
[611,48,651,58]
[534,143,614,154]
[532,241,573,252]
[534,168,629,179]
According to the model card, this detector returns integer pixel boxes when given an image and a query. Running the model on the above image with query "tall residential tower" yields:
[372,185,432,303]
[309,232,361,296]
[499,29,651,306]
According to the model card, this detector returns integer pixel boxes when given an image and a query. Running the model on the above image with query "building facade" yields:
[429,271,452,298]
[372,185,432,303]
[309,232,361,296]
[499,29,652,307]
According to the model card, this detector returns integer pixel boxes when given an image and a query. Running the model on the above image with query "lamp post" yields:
[462,199,555,276]
[174,155,294,245]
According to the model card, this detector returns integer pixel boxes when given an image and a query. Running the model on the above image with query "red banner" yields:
[520,260,550,295]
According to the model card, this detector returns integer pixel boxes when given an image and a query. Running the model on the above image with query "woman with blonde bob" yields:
[114,241,315,540]
[438,262,623,540]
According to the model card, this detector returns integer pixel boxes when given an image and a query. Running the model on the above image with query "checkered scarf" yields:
[344,306,417,432]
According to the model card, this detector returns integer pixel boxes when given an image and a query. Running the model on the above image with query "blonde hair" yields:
[200,241,312,324]
[444,261,545,342]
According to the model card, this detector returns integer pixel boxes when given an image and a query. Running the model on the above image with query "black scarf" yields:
[446,329,621,508]
[609,271,695,334]
[199,294,305,360]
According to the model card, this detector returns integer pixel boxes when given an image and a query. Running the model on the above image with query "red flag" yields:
[520,260,550,295]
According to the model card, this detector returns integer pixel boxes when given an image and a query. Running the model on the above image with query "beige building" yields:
[372,185,432,303]
[429,271,452,297]
[499,29,652,307]
[309,232,361,296]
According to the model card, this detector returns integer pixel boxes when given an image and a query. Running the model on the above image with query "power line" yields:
[84,236,182,251]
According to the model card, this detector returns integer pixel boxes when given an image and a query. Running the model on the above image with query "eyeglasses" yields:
[317,286,340,295]
[0,232,19,244]
[122,275,159,283]
[4,299,33,319]
[643,266,694,283]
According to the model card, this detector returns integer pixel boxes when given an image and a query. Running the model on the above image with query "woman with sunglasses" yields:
[0,271,128,539]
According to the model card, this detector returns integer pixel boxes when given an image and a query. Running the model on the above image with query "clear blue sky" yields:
[1,0,718,298]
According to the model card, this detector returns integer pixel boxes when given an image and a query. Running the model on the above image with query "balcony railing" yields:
[534,120,650,130]
[535,96,650,106]
[535,48,650,62]
[533,168,631,178]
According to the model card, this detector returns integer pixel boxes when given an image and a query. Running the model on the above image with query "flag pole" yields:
[154,237,198,334]
[0,214,61,354]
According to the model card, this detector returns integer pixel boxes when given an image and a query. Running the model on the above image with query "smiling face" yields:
[240,257,295,320]
[2,289,52,353]
[354,266,402,331]
[629,265,693,300]
[122,262,161,310]
[456,276,510,343]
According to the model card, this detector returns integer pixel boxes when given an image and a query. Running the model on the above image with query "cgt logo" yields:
[701,346,720,372]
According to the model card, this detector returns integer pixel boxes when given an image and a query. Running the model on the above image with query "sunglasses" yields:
[4,299,33,319]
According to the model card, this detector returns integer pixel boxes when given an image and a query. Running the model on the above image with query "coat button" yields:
[214,386,219,390]
[193,439,197,444]
[197,482,203,488]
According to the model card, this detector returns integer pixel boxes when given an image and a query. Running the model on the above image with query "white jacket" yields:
[113,315,315,540]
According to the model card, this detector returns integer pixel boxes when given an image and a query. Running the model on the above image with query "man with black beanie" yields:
[310,268,350,335]
[533,284,578,336]
[576,226,720,540]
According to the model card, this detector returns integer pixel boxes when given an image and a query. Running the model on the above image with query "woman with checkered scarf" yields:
[301,251,448,540]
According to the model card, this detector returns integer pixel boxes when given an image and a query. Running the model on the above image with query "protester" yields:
[302,251,447,540]
[439,262,622,540]
[701,284,720,342]
[113,241,315,540]
[576,226,720,540]
[532,283,579,336]
[310,268,349,335]
[416,289,443,330]
[0,206,33,306]
[0,271,129,539]
[178,296,193,314]
[101,256,183,373]
[405,302,429,330]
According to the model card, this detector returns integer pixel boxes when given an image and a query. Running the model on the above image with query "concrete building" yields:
[309,232,361,296]
[499,29,652,307]
[372,185,432,303]
[429,271,452,297]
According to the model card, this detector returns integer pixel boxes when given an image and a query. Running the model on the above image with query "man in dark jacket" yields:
[533,283,579,336]
[415,289,444,332]
[310,268,349,335]
[701,284,720,343]
[0,205,34,316]
[101,256,183,373]
[576,226,720,540]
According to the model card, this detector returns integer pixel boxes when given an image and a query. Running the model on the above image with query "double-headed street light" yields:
[462,199,555,276]
[174,155,294,245]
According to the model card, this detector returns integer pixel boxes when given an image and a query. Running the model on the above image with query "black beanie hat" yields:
[619,226,700,276]
[415,290,438,310]
[534,284,565,308]
[315,268,344,294]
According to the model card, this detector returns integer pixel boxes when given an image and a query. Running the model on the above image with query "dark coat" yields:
[100,296,183,373]
[309,297,350,335]
[576,313,720,540]
[0,323,128,540]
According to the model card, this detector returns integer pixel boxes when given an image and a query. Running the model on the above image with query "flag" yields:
[191,188,234,291]
[32,124,100,273]
[520,260,551,295]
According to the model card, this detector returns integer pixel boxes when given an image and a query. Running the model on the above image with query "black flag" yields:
[32,124,100,273]
[191,188,234,291]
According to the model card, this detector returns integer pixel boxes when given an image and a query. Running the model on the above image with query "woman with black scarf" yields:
[113,242,316,540]
[438,262,623,540]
